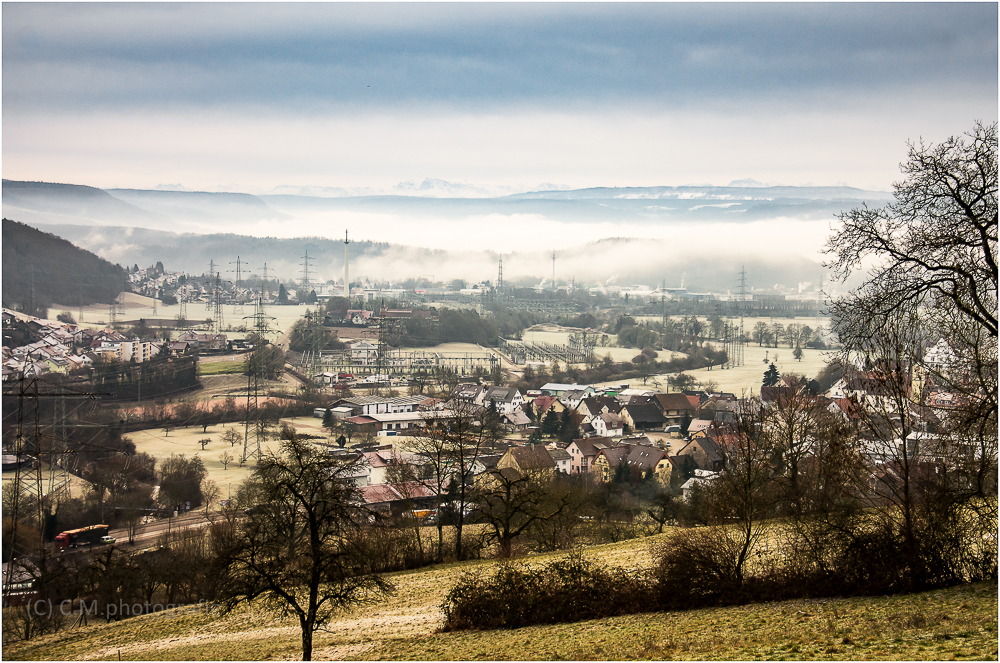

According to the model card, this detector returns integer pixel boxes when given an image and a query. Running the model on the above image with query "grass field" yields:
[678,341,833,396]
[196,359,247,376]
[5,528,995,661]
[125,416,335,491]
[1,465,93,501]
[49,295,315,342]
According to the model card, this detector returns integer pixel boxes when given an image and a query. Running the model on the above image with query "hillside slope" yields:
[1,218,130,312]
[4,534,995,661]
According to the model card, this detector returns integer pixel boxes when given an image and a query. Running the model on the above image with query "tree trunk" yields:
[300,616,313,661]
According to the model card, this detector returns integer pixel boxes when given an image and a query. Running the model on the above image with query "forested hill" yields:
[2,218,130,315]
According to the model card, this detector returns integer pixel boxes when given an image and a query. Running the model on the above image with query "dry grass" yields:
[48,301,313,342]
[4,524,995,661]
[128,423,285,489]
[369,581,997,661]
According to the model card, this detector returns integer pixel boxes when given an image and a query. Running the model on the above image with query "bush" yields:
[441,553,655,631]
[348,523,427,573]
[653,527,742,609]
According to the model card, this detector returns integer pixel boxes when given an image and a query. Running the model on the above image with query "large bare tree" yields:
[215,438,392,660]
[827,121,997,339]
[827,123,998,587]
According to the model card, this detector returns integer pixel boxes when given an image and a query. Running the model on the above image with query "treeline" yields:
[512,345,727,392]
[322,297,538,347]
[442,398,997,631]
[87,355,199,401]
[2,219,129,316]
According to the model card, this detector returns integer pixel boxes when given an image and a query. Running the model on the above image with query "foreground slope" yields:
[5,534,996,661]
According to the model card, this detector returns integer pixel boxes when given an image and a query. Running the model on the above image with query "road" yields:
[108,510,219,547]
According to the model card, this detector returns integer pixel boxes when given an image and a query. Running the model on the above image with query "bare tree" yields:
[222,427,242,448]
[827,121,997,340]
[408,401,503,561]
[702,398,778,586]
[120,485,155,544]
[219,450,234,470]
[474,468,574,558]
[202,480,221,520]
[215,437,393,660]
[827,122,998,586]
[385,458,426,563]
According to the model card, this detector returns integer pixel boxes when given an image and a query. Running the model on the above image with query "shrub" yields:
[441,553,655,631]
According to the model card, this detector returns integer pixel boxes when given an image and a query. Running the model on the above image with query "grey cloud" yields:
[3,3,996,114]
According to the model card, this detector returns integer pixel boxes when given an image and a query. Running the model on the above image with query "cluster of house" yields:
[128,267,182,300]
[1,309,231,381]
[1,309,164,380]
[319,343,978,515]
[326,308,434,327]
[313,380,752,510]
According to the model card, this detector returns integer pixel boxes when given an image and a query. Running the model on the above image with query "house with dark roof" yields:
[592,445,632,481]
[620,402,667,431]
[575,396,622,421]
[591,411,624,437]
[653,393,697,426]
[592,443,678,486]
[502,409,531,431]
[451,382,487,404]
[480,386,525,414]
[547,447,572,474]
[497,444,556,476]
[676,435,726,472]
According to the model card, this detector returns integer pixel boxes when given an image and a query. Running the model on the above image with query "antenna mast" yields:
[344,231,350,299]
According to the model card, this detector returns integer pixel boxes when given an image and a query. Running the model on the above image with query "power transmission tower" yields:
[206,260,216,310]
[734,266,747,367]
[261,262,271,300]
[343,231,351,300]
[300,250,315,299]
[374,312,401,396]
[551,250,556,289]
[230,256,248,314]
[242,295,276,464]
[3,371,45,591]
[47,394,72,503]
[213,275,225,334]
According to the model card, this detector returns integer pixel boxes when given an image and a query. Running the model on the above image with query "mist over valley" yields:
[3,179,885,294]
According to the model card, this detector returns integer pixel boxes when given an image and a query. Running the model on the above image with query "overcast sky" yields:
[3,2,997,195]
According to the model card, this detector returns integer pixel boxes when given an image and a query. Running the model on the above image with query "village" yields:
[1,285,975,535]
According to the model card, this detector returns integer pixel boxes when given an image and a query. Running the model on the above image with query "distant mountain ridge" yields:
[2,179,894,235]
[1,179,880,291]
